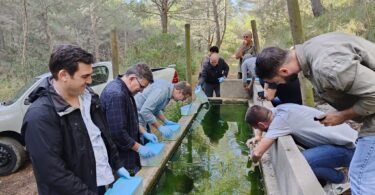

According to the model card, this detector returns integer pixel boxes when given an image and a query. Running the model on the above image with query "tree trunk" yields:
[90,3,100,60]
[21,0,29,81]
[0,30,5,50]
[219,0,227,47]
[212,0,221,48]
[124,30,128,60]
[185,24,192,83]
[206,1,211,48]
[41,4,53,53]
[111,29,119,77]
[310,0,324,17]
[286,0,315,107]
[251,20,260,54]
[151,0,171,33]
[161,12,168,33]
[161,0,168,33]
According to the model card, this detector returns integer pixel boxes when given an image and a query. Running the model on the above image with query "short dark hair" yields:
[49,44,95,80]
[125,63,154,83]
[245,105,270,126]
[255,47,288,79]
[174,81,192,96]
[209,46,219,53]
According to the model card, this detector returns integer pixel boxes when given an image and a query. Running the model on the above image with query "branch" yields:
[169,14,215,22]
[219,0,227,46]
[151,0,162,8]
[167,0,179,10]
[168,7,191,14]
[129,3,160,16]
[138,10,160,16]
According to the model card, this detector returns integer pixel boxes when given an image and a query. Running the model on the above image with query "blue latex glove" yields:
[195,85,202,91]
[143,132,158,143]
[138,145,155,158]
[218,77,225,83]
[164,119,178,126]
[158,125,173,138]
[117,167,131,179]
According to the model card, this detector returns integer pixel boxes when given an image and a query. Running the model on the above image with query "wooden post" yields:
[111,29,119,77]
[187,134,192,163]
[286,0,315,107]
[185,24,192,84]
[251,20,260,54]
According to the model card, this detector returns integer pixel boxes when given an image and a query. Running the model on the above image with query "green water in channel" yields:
[151,104,265,195]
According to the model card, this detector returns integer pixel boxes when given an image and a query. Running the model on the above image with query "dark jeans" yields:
[128,166,141,176]
[237,72,242,79]
[98,186,106,195]
[203,83,220,97]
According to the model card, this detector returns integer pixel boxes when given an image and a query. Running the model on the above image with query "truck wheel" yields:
[0,137,26,176]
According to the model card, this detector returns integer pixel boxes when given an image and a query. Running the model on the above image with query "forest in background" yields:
[0,0,374,101]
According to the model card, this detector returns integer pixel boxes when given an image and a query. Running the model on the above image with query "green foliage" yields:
[252,0,375,48]
[123,33,198,81]
[220,14,256,59]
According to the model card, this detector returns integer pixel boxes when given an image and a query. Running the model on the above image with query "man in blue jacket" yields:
[22,45,129,195]
[135,80,192,139]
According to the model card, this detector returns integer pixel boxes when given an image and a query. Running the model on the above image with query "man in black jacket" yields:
[22,44,129,195]
[198,53,229,97]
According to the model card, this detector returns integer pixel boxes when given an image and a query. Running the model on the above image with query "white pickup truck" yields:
[0,62,178,175]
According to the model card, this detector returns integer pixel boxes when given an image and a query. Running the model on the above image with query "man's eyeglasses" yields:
[135,77,147,89]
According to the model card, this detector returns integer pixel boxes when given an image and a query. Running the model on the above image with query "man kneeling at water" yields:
[245,103,357,186]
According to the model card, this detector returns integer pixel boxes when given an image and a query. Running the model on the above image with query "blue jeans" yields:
[349,135,375,195]
[302,144,355,184]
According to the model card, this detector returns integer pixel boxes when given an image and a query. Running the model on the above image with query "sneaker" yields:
[323,182,350,195]
[323,183,336,195]
[332,182,350,194]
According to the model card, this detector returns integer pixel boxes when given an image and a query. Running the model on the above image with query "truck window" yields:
[90,66,109,87]
[2,78,39,106]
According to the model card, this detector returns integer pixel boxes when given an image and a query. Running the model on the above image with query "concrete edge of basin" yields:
[209,97,249,104]
[135,103,200,194]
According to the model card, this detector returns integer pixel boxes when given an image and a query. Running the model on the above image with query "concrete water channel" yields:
[151,103,264,194]
[135,80,326,195]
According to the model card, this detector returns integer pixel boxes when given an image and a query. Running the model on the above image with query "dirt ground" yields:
[0,160,37,195]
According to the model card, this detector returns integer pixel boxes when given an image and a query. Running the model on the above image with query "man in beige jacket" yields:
[255,32,375,195]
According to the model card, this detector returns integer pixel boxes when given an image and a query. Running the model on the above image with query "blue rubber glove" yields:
[195,85,202,91]
[117,167,131,179]
[138,145,155,158]
[164,119,178,126]
[218,77,225,83]
[158,125,173,138]
[143,132,158,143]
